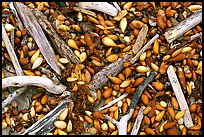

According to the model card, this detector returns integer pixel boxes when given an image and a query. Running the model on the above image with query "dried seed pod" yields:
[122,102,128,114]
[58,129,67,135]
[151,63,159,72]
[136,66,150,73]
[101,123,108,131]
[160,101,167,108]
[66,120,72,132]
[35,104,43,113]
[144,127,156,135]
[141,94,149,105]
[4,24,15,32]
[84,115,93,124]
[155,110,165,122]
[88,127,98,135]
[102,37,117,47]
[123,67,132,78]
[131,20,144,29]
[144,115,151,126]
[175,110,185,120]
[120,80,130,88]
[171,97,179,110]
[37,2,44,11]
[144,106,152,114]
[190,103,197,113]
[167,106,175,120]
[59,107,68,121]
[156,15,165,30]
[67,39,79,50]
[93,111,105,120]
[152,82,164,90]
[120,17,127,32]
[166,128,179,135]
[109,106,118,112]
[87,95,94,104]
[108,120,116,130]
[106,54,119,62]
[80,52,87,62]
[54,121,67,129]
[139,52,147,61]
[164,122,176,130]
[103,88,112,99]
[108,76,122,85]
[134,77,145,87]
[153,39,159,55]
[30,49,40,64]
[2,2,9,8]
[94,119,101,132]
[2,120,8,129]
[40,94,48,105]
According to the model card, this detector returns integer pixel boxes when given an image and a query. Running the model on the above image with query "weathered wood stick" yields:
[32,8,80,64]
[76,2,118,17]
[99,93,128,111]
[2,76,67,94]
[132,24,148,54]
[129,71,157,111]
[2,23,24,76]
[2,87,27,110]
[164,10,202,43]
[103,72,157,135]
[103,109,134,135]
[130,106,146,135]
[22,99,71,135]
[167,65,194,128]
[88,53,132,93]
[14,2,61,75]
[131,34,159,64]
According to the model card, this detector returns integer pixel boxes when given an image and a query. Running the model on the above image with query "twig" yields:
[99,93,128,111]
[167,65,194,128]
[76,2,118,17]
[9,2,28,45]
[113,2,121,12]
[131,34,159,64]
[2,87,27,110]
[130,106,146,135]
[10,30,15,48]
[132,24,148,54]
[164,10,202,43]
[32,8,80,64]
[2,23,24,76]
[73,6,97,18]
[22,99,71,135]
[88,53,132,98]
[129,71,157,111]
[14,2,61,75]
[103,72,157,135]
[103,109,135,135]
[2,76,68,94]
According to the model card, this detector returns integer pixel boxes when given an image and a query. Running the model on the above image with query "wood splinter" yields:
[2,76,69,95]
[103,71,157,135]
[164,10,202,43]
[167,65,194,128]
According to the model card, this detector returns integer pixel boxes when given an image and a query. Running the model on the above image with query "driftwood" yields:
[22,99,71,135]
[14,2,61,75]
[99,93,128,111]
[76,2,118,17]
[2,76,67,94]
[32,8,80,65]
[164,10,202,43]
[2,23,24,76]
[131,34,159,64]
[103,71,157,135]
[167,65,194,128]
[132,24,148,54]
[9,2,28,45]
[130,106,146,135]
